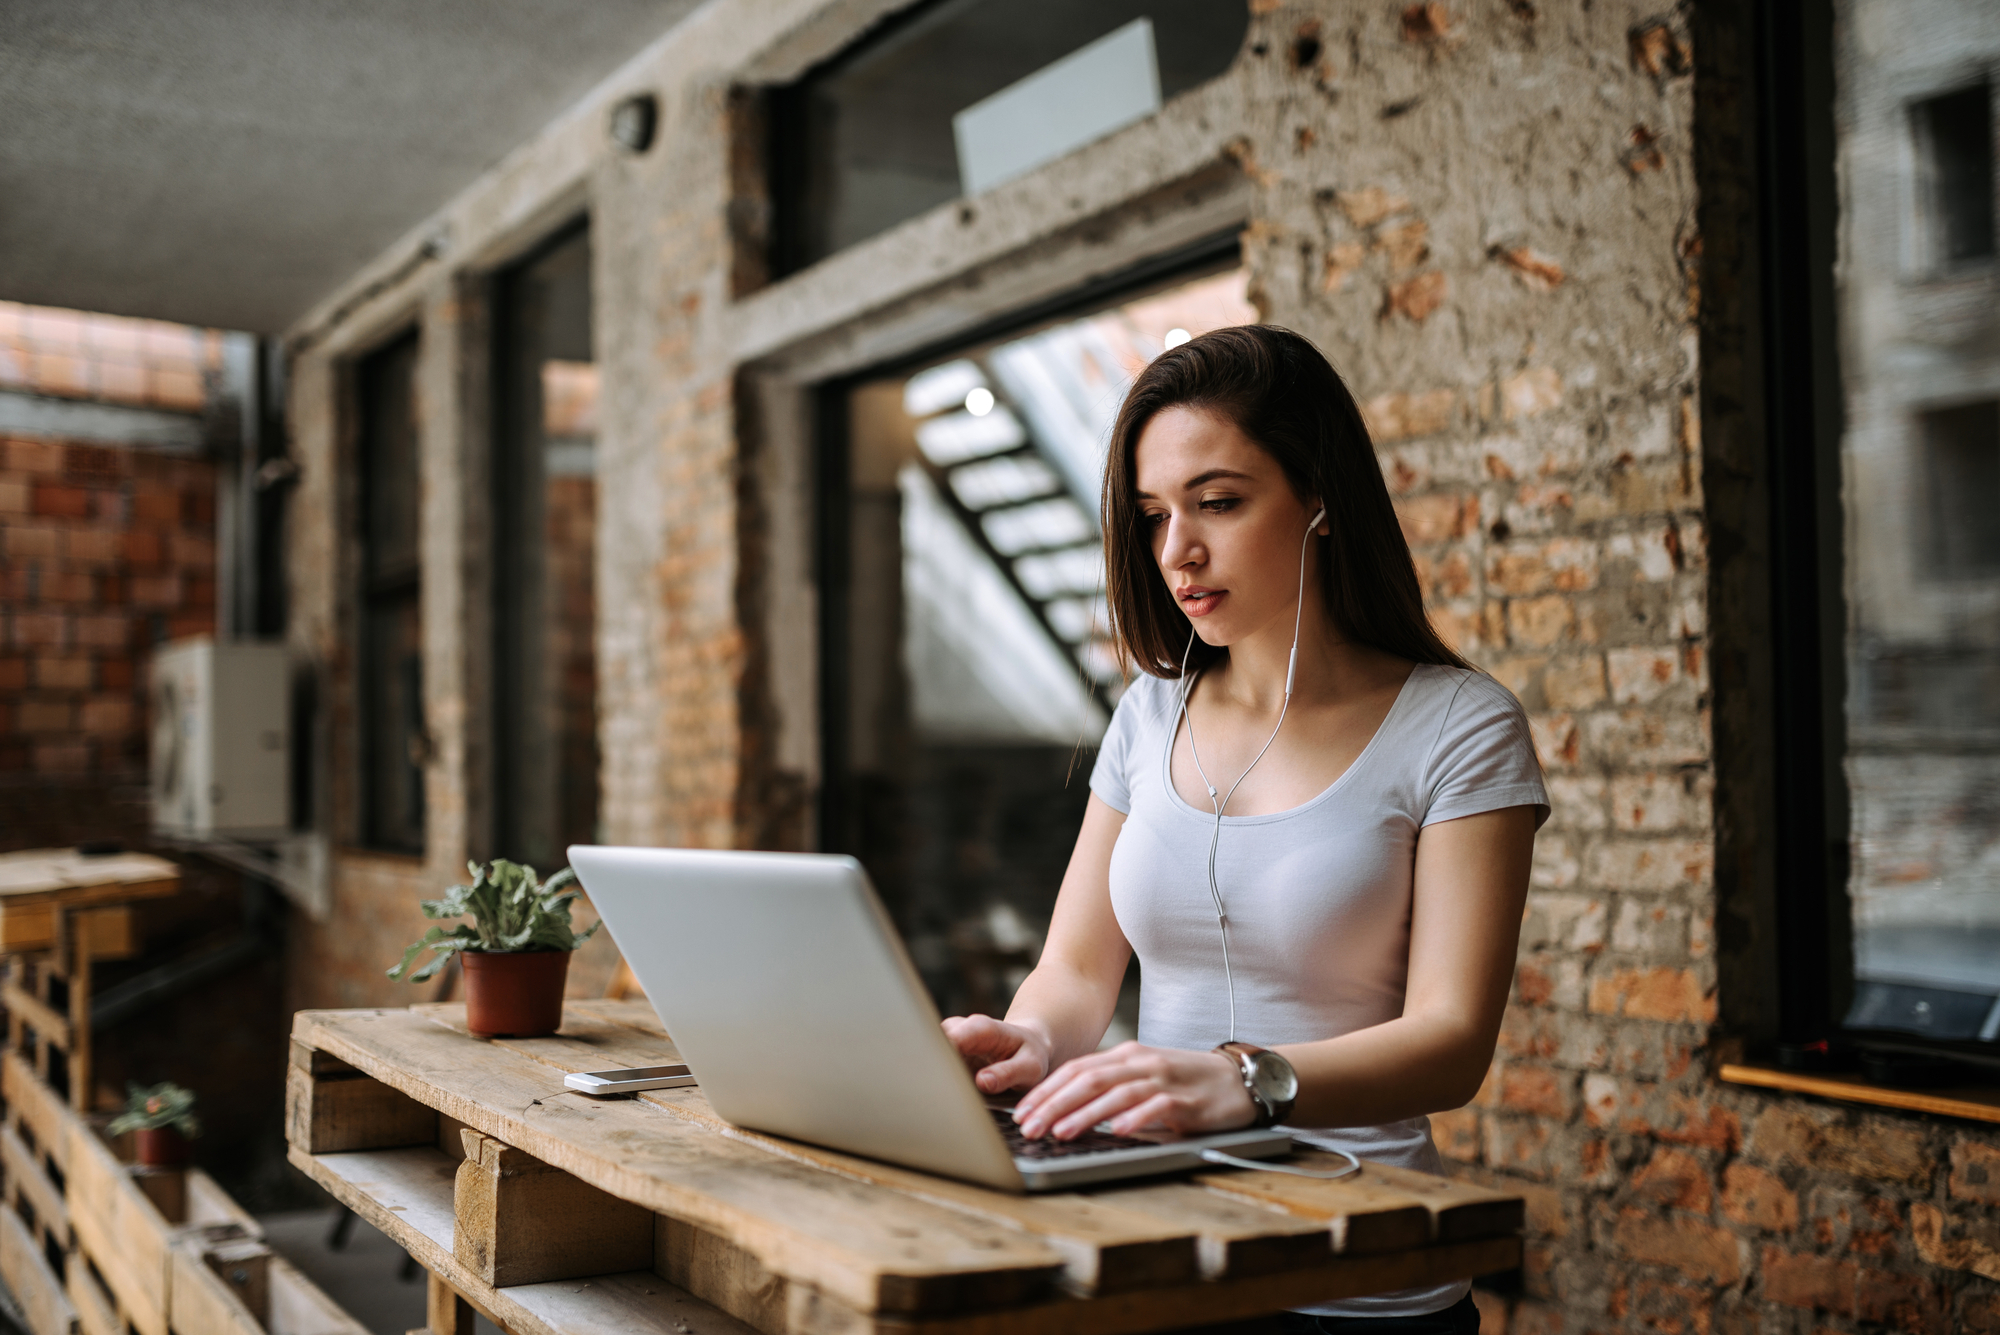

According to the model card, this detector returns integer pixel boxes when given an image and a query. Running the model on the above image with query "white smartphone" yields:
[563,1064,698,1094]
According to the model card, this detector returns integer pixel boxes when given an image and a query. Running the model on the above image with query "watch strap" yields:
[1215,1041,1292,1128]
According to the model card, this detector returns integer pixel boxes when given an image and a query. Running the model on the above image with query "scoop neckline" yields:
[1156,661,1432,825]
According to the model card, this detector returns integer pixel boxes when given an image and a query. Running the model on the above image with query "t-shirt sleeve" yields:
[1421,672,1550,829]
[1088,677,1155,813]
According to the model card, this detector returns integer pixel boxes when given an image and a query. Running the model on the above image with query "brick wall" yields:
[0,436,217,791]
[0,300,221,413]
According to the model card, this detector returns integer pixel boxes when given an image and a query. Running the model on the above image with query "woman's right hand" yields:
[941,1014,1054,1094]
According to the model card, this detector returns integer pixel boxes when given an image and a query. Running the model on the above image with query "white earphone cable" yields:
[1177,507,1324,1044]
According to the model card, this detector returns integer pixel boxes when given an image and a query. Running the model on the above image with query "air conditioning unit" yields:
[150,637,290,839]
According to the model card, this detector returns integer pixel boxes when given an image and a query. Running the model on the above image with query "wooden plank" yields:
[65,1122,172,1335]
[1191,1155,1436,1254]
[1342,1161,1525,1243]
[427,1273,478,1335]
[168,1244,265,1335]
[3,1051,69,1170]
[294,1010,1067,1317]
[291,1145,761,1335]
[867,1237,1522,1335]
[268,1254,373,1335]
[3,983,71,1053]
[295,1142,1516,1335]
[418,1001,1204,1295]
[285,1063,438,1154]
[1720,1061,2000,1124]
[187,1167,265,1236]
[67,1258,118,1335]
[0,1201,78,1335]
[1083,1182,1331,1280]
[2,1123,69,1249]
[454,1128,654,1286]
[289,1038,359,1078]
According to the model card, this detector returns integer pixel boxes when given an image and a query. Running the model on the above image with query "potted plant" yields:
[109,1081,200,1167]
[388,859,600,1037]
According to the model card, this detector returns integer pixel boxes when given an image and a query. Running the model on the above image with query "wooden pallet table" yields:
[0,848,182,1112]
[0,1046,369,1335]
[287,1000,1522,1335]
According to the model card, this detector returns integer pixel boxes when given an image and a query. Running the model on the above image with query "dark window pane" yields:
[1921,400,2000,577]
[773,0,1248,272]
[1915,84,1995,264]
[357,331,425,854]
[493,224,599,870]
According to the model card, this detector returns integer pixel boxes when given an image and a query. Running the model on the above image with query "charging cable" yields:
[1198,1145,1361,1179]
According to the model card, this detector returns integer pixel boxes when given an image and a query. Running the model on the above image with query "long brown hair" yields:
[1101,324,1469,678]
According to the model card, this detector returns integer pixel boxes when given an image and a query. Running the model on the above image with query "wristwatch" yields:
[1214,1041,1299,1128]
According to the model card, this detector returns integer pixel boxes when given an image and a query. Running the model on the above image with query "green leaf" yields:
[388,860,593,975]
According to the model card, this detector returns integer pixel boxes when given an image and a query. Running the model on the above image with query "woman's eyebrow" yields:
[1132,468,1255,500]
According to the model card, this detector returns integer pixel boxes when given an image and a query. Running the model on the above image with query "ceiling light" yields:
[1163,328,1192,350]
[965,386,995,417]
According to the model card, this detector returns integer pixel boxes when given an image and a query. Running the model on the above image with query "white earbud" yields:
[1178,499,1328,1043]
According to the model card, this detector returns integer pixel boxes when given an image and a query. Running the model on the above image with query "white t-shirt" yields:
[1088,663,1548,1318]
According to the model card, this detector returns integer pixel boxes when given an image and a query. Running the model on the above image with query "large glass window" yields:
[492,225,599,869]
[769,0,1248,274]
[1833,15,2000,1051]
[356,331,425,854]
[821,262,1254,1018]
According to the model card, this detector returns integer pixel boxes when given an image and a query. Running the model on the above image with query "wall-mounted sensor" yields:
[610,93,658,153]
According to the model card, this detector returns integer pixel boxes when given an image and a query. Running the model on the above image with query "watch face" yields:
[1250,1052,1298,1104]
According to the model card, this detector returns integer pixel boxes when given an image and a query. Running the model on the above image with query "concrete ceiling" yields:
[0,0,705,334]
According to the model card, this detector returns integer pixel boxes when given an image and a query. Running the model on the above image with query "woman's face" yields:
[1133,406,1323,648]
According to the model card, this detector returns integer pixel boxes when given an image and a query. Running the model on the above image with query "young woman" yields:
[943,325,1546,1332]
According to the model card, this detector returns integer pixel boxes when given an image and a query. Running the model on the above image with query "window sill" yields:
[1719,1061,2000,1124]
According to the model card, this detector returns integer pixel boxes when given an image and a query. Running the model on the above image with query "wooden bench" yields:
[287,1000,1522,1335]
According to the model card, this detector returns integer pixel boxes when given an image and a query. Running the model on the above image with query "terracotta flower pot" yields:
[462,949,571,1038]
[135,1126,191,1168]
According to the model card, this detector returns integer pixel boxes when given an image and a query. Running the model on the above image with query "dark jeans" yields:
[1278,1294,1481,1335]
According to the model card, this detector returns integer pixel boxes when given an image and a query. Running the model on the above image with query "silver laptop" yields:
[567,845,1293,1192]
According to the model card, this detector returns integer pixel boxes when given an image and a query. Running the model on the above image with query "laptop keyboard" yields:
[989,1106,1163,1160]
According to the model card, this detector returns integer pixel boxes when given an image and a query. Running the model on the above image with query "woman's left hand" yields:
[1012,1041,1257,1140]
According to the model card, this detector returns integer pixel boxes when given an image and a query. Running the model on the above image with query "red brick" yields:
[97,658,132,690]
[1483,1115,1553,1177]
[167,614,211,640]
[1395,493,1475,544]
[1361,389,1457,443]
[1720,1162,1797,1232]
[1762,1246,1855,1315]
[1587,966,1713,1022]
[37,567,94,603]
[32,655,90,690]
[170,532,216,568]
[63,527,120,564]
[1952,1139,2000,1206]
[4,438,65,474]
[1963,1291,2000,1333]
[1486,539,1600,596]
[0,478,27,514]
[73,614,128,650]
[2,521,60,559]
[31,740,89,774]
[1630,1146,1712,1211]
[123,529,164,566]
[1384,270,1448,323]
[31,484,90,518]
[131,574,179,608]
[1628,1279,1712,1335]
[1499,1064,1572,1119]
[131,490,181,526]
[1508,596,1573,649]
[1500,367,1563,420]
[29,353,88,397]
[11,611,68,647]
[1856,1268,1946,1333]
[78,697,131,736]
[1611,1209,1741,1284]
[16,698,73,733]
[1911,1201,2000,1279]
[1432,1106,1480,1162]
[96,359,146,404]
[188,490,214,526]
[1750,1108,1932,1187]
[0,657,24,691]
[151,366,205,411]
